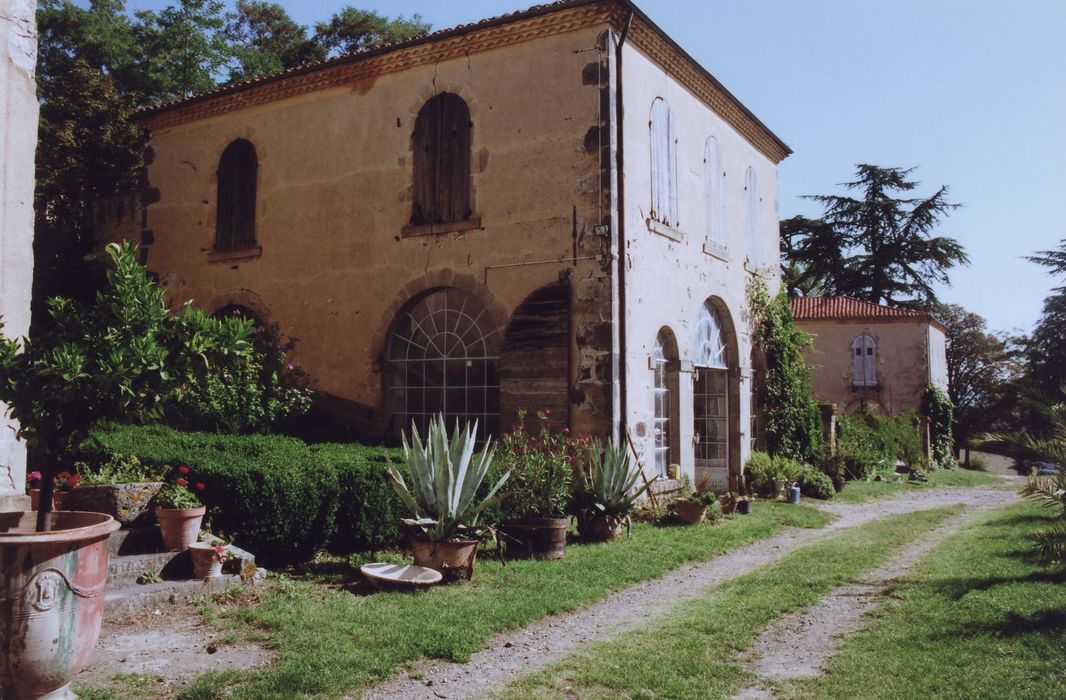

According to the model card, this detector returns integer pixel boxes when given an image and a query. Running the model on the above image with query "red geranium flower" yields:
[67,474,80,487]
[195,482,205,491]
[178,465,191,475]
[57,471,70,479]
[176,478,187,487]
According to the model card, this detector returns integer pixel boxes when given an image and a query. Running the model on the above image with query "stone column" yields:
[0,0,38,511]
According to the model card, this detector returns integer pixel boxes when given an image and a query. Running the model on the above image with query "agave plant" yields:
[386,415,510,542]
[574,439,657,519]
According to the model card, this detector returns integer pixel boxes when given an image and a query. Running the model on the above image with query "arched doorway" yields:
[384,287,500,442]
[692,300,737,490]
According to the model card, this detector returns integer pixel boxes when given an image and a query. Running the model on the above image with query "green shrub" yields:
[745,451,775,496]
[813,448,847,492]
[800,468,835,500]
[704,497,724,523]
[313,442,406,554]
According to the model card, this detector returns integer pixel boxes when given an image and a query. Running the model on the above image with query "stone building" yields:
[0,0,38,511]
[101,0,790,490]
[790,296,948,417]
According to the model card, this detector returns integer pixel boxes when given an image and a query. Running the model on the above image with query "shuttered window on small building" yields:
[215,139,257,251]
[411,93,473,226]
[852,334,877,387]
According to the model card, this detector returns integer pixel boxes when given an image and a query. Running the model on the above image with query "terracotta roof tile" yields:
[789,296,932,322]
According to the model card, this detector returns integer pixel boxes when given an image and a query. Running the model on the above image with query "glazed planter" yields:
[674,500,708,525]
[187,542,224,579]
[61,482,163,526]
[411,539,478,583]
[0,510,121,700]
[155,505,206,551]
[578,514,625,542]
[772,479,788,499]
[501,517,568,559]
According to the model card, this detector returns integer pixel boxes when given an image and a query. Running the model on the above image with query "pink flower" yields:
[28,471,41,481]
[287,363,294,370]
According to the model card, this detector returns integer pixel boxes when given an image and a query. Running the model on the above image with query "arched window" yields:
[386,288,498,442]
[412,93,472,226]
[215,139,257,251]
[704,136,724,249]
[693,302,729,483]
[653,329,679,477]
[745,165,761,266]
[649,98,678,227]
[852,334,877,388]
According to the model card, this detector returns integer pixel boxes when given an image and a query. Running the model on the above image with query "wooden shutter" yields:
[215,139,257,250]
[412,93,471,225]
[852,335,876,387]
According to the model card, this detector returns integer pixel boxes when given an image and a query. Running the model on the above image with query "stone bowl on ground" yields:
[360,563,443,591]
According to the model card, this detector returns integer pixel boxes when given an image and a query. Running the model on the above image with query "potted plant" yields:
[672,477,721,525]
[497,409,573,559]
[155,467,207,552]
[719,491,739,515]
[386,415,510,582]
[0,242,250,700]
[61,454,165,526]
[571,439,657,542]
[187,542,234,579]
[26,469,79,511]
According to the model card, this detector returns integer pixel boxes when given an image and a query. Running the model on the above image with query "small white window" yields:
[852,334,877,388]
[745,166,761,266]
[704,137,724,249]
[650,98,678,227]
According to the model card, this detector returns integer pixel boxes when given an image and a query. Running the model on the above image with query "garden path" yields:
[359,485,1017,700]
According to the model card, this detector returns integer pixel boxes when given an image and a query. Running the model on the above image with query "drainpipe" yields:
[615,11,633,444]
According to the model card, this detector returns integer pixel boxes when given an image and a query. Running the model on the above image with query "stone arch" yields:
[692,297,742,492]
[499,281,570,435]
[206,288,270,322]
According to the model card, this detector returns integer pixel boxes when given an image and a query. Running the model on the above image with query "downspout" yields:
[615,10,633,444]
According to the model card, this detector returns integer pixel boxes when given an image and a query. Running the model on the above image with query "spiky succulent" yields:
[386,415,510,542]
[577,439,657,517]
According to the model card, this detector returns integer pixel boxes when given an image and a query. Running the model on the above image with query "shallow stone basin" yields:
[360,563,442,591]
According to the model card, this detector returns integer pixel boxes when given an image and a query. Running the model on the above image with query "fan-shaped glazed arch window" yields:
[386,288,499,442]
[412,93,473,226]
[215,139,257,251]
[693,302,727,369]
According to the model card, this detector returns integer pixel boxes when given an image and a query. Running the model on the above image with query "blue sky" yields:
[116,0,1066,336]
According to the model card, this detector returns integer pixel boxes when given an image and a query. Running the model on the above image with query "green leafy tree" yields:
[132,0,230,101]
[935,303,1018,460]
[0,242,251,531]
[781,165,968,308]
[313,6,429,56]
[1023,239,1066,393]
[224,0,324,82]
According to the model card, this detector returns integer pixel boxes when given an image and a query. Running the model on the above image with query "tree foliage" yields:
[0,242,251,530]
[312,7,430,56]
[224,1,324,82]
[1022,239,1066,393]
[747,277,823,462]
[780,165,968,308]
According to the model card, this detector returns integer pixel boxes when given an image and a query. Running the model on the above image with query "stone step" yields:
[107,526,164,556]
[104,575,246,616]
[107,551,191,587]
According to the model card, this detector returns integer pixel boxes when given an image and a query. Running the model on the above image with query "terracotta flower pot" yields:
[501,517,569,559]
[187,542,224,579]
[674,500,708,525]
[27,489,67,512]
[0,510,120,700]
[718,494,738,515]
[411,539,478,583]
[156,505,206,551]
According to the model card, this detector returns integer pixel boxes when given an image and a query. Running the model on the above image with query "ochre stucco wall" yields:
[798,318,944,417]
[126,27,616,440]
[0,0,38,510]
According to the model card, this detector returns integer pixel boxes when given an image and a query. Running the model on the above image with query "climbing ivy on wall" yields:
[922,383,956,469]
[747,277,824,462]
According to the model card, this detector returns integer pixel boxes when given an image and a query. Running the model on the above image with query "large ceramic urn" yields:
[0,511,120,699]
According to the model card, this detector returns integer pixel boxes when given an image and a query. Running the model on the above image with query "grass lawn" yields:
[833,468,1006,504]
[785,500,1066,699]
[494,506,961,699]
[85,502,825,700]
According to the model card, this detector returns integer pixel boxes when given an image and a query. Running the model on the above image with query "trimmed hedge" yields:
[81,425,507,565]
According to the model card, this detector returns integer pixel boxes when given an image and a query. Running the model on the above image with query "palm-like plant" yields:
[385,415,510,542]
[975,386,1066,559]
